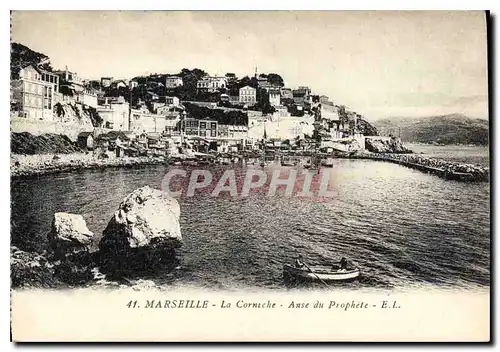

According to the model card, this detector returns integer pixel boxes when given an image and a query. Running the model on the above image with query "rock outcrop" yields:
[48,212,94,255]
[11,246,57,288]
[11,132,82,155]
[46,212,95,284]
[11,152,166,178]
[365,137,412,153]
[99,186,182,276]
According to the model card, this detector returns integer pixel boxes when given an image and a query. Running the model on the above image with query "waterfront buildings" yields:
[11,64,60,120]
[164,118,180,137]
[54,67,99,108]
[239,86,257,105]
[78,87,98,108]
[179,117,249,152]
[54,67,84,93]
[77,131,94,150]
[182,118,218,138]
[130,107,160,133]
[218,124,248,139]
[96,97,130,130]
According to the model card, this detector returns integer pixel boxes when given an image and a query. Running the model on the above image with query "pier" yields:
[349,154,488,182]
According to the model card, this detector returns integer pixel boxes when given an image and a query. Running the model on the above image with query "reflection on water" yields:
[11,156,490,290]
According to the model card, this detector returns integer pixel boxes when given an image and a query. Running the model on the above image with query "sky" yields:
[11,11,489,120]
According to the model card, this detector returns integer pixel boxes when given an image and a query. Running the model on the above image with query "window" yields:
[200,122,207,129]
[199,130,206,137]
[211,130,217,137]
[210,122,217,130]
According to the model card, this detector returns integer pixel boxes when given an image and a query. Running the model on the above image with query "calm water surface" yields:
[407,144,490,167]
[11,148,490,291]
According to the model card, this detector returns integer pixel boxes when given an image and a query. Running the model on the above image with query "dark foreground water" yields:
[11,155,490,291]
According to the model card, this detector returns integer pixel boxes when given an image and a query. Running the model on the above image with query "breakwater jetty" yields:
[351,153,489,182]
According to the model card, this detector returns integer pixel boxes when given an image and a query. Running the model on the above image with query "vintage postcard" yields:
[10,10,490,342]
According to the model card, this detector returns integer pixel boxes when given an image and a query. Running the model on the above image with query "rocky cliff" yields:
[365,137,412,153]
[54,101,101,127]
[11,132,82,155]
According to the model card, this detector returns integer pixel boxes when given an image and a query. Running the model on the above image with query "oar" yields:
[303,262,329,287]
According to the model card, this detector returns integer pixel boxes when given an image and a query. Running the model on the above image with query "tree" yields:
[10,42,53,79]
[266,73,285,87]
[105,86,131,101]
[177,68,207,100]
[87,80,101,90]
[338,105,349,128]
[255,88,276,115]
[237,76,257,90]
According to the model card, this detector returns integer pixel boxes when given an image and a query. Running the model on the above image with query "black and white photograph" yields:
[9,10,490,342]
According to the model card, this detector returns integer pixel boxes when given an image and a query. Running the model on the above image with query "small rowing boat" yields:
[283,264,360,282]
[320,157,334,168]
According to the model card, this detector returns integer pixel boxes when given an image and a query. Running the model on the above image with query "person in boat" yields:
[339,257,348,270]
[295,255,305,268]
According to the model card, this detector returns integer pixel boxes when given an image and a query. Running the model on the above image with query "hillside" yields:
[11,132,81,155]
[373,114,489,146]
[11,42,53,79]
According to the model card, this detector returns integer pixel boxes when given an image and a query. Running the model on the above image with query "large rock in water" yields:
[48,212,94,255]
[47,212,95,284]
[98,186,182,276]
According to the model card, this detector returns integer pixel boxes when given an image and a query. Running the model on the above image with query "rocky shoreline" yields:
[11,149,490,183]
[11,152,166,179]
[11,186,182,289]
